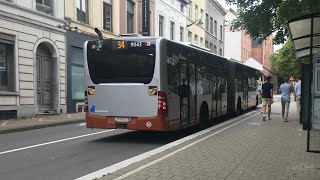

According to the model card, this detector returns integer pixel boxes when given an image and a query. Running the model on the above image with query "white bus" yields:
[84,37,260,131]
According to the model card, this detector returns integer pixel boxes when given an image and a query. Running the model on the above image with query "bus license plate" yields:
[114,117,131,123]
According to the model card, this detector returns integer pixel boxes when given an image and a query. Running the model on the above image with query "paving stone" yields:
[99,100,320,180]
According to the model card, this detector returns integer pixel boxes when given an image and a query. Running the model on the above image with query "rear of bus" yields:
[84,38,168,131]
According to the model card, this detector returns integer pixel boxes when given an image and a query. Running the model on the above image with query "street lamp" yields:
[287,13,320,153]
[187,19,203,27]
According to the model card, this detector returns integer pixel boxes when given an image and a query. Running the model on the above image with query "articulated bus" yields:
[84,37,261,131]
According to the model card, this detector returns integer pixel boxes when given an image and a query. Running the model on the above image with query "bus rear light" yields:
[158,91,167,114]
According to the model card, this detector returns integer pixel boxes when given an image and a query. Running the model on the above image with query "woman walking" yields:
[279,77,294,122]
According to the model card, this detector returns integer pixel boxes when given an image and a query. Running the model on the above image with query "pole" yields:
[307,16,314,152]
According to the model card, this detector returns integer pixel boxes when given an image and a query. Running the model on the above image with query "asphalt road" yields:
[0,123,201,180]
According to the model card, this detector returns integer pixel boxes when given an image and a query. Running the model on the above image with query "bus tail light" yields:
[84,91,88,113]
[158,91,167,114]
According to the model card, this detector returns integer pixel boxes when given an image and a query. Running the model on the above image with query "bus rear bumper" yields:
[85,114,169,131]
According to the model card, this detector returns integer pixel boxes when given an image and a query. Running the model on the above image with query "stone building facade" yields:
[205,0,226,54]
[0,0,66,119]
[155,0,188,42]
[224,8,252,62]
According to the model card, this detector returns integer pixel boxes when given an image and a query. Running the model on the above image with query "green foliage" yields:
[270,41,301,78]
[226,0,320,44]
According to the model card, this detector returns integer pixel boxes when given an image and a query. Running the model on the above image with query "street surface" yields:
[0,122,202,180]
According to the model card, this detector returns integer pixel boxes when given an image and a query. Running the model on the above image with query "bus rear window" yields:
[87,41,156,84]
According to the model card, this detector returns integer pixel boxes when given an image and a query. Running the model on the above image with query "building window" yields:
[205,40,208,48]
[214,45,217,54]
[206,14,209,31]
[220,25,223,40]
[103,1,112,32]
[188,31,192,42]
[214,20,217,36]
[0,42,14,91]
[210,43,213,52]
[180,26,184,42]
[170,21,175,40]
[76,0,88,23]
[210,17,213,34]
[159,15,164,37]
[194,34,198,45]
[219,48,222,55]
[127,0,135,33]
[180,4,184,13]
[188,2,192,19]
[200,37,203,46]
[36,0,53,15]
[71,47,84,100]
[200,9,203,23]
[194,5,198,20]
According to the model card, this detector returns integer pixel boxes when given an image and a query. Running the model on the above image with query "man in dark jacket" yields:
[261,76,273,121]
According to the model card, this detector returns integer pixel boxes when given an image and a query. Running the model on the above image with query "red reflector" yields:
[91,44,97,49]
[146,42,151,46]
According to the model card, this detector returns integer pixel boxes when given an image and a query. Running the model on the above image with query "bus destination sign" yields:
[112,40,152,50]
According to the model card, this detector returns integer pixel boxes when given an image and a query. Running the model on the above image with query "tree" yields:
[270,40,301,79]
[225,0,320,44]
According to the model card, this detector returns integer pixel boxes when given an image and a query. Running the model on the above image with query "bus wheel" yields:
[236,98,242,115]
[199,102,209,129]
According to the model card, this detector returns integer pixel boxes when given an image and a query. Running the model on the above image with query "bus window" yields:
[189,64,196,96]
[87,41,156,84]
[167,57,180,94]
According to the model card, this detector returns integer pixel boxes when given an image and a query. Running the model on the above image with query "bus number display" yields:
[112,40,127,50]
[118,41,125,49]
[130,42,142,48]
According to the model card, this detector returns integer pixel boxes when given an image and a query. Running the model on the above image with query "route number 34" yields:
[130,42,142,48]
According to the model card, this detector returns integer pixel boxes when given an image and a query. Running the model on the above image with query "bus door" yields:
[211,76,217,118]
[216,77,222,117]
[243,79,249,110]
[189,64,196,124]
[179,60,190,126]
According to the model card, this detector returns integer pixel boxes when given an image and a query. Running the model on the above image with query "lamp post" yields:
[287,13,320,152]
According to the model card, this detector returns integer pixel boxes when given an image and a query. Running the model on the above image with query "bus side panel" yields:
[227,61,235,115]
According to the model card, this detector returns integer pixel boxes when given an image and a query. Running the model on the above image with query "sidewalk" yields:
[99,100,320,180]
[0,113,85,134]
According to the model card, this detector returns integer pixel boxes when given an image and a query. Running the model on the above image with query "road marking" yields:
[76,111,259,180]
[1,121,8,127]
[0,130,114,155]
[76,123,86,126]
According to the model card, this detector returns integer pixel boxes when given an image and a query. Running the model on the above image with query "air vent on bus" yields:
[119,33,143,37]
[179,42,211,52]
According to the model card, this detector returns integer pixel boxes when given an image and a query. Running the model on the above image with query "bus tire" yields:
[199,102,209,129]
[236,97,242,115]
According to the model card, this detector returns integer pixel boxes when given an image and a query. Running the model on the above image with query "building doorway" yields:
[36,43,54,112]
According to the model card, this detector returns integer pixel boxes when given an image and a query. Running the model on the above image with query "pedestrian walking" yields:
[261,76,273,121]
[280,77,294,122]
[294,79,301,120]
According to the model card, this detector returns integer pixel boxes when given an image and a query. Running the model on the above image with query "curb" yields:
[0,119,85,135]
